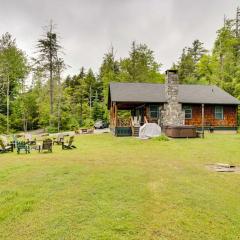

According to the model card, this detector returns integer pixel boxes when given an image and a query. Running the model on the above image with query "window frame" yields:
[215,106,224,120]
[183,105,192,120]
[149,105,159,119]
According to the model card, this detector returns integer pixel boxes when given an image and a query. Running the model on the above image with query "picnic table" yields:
[81,128,94,134]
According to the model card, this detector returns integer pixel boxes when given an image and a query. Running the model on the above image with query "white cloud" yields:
[0,0,238,76]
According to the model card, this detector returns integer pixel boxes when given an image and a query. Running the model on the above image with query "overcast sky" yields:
[0,0,239,76]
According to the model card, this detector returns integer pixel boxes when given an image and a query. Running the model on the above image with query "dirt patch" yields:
[206,163,240,173]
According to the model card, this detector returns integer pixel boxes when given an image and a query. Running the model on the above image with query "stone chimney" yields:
[162,70,184,126]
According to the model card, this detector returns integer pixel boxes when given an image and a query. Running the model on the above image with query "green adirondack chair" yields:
[16,141,30,154]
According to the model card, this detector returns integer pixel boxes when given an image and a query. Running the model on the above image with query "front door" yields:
[135,106,144,125]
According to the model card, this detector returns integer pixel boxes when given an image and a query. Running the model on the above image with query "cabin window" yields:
[215,106,224,120]
[183,105,192,119]
[149,105,159,119]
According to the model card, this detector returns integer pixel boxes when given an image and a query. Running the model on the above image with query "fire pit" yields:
[206,163,240,172]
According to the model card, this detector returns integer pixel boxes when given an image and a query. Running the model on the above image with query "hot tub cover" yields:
[139,123,161,139]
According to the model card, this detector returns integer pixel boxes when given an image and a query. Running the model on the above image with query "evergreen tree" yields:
[33,21,63,126]
[0,32,29,133]
[176,40,207,83]
[99,46,120,102]
[119,41,164,83]
[212,18,240,96]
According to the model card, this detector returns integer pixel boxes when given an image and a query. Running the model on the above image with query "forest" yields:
[0,8,240,134]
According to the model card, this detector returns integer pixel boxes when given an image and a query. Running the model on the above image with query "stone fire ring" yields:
[206,163,240,173]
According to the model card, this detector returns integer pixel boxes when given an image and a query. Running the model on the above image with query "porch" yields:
[109,102,162,136]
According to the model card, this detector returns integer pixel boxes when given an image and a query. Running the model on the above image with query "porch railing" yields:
[117,118,131,127]
[144,116,148,124]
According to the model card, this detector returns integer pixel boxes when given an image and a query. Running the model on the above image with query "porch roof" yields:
[109,82,240,105]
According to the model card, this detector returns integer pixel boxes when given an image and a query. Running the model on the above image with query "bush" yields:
[46,126,58,133]
[0,114,7,134]
[66,118,80,131]
[83,118,94,128]
[152,135,169,141]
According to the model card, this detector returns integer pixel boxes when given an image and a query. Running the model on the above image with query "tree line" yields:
[0,8,239,133]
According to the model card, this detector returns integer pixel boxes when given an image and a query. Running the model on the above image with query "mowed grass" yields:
[1,134,240,240]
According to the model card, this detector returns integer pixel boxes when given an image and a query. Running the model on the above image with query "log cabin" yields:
[108,70,240,136]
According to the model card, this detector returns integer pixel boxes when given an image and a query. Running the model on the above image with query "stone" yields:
[162,70,185,126]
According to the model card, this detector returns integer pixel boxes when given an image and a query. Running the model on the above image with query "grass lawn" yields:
[1,133,240,240]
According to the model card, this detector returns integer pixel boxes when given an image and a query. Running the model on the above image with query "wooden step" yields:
[132,126,140,136]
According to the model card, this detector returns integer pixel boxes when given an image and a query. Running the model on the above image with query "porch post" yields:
[236,105,239,129]
[110,103,113,128]
[201,103,205,138]
[115,103,118,127]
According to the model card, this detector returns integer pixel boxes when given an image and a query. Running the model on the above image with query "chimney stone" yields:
[162,70,185,126]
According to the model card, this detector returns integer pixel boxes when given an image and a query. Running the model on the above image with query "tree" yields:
[11,90,39,131]
[0,32,29,133]
[56,58,66,131]
[211,18,240,96]
[177,47,196,83]
[83,69,98,119]
[66,67,87,126]
[190,40,207,64]
[176,40,207,83]
[175,7,240,99]
[119,41,164,83]
[196,54,218,85]
[99,46,120,102]
[33,21,63,126]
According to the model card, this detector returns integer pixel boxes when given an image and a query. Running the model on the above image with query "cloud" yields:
[0,0,239,76]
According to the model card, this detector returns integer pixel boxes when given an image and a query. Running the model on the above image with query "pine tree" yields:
[99,46,120,102]
[120,41,164,83]
[33,21,63,126]
[176,40,207,83]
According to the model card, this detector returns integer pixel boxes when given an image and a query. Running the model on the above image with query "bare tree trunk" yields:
[57,61,62,132]
[21,79,27,132]
[23,110,27,132]
[236,7,240,37]
[219,37,224,88]
[6,73,9,134]
[49,21,54,126]
[236,8,240,59]
[50,67,53,114]
[23,117,27,132]
[80,94,83,126]
[89,85,92,119]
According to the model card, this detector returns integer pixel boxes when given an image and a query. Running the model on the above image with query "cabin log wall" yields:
[184,104,237,127]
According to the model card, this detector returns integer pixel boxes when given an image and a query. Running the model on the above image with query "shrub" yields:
[152,135,169,141]
[83,118,94,128]
[0,114,7,134]
[46,126,58,133]
[66,118,80,131]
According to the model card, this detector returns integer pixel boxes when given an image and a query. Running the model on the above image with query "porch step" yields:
[132,126,140,137]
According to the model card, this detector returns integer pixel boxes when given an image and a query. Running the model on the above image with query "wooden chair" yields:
[11,135,18,149]
[0,138,13,153]
[81,129,88,134]
[1,135,10,146]
[40,139,53,152]
[16,141,30,154]
[87,129,94,134]
[53,133,64,145]
[25,134,36,145]
[62,136,76,150]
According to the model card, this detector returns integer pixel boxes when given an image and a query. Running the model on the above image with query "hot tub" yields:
[164,125,197,138]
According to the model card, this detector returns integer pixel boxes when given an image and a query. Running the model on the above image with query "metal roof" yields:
[109,82,240,105]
